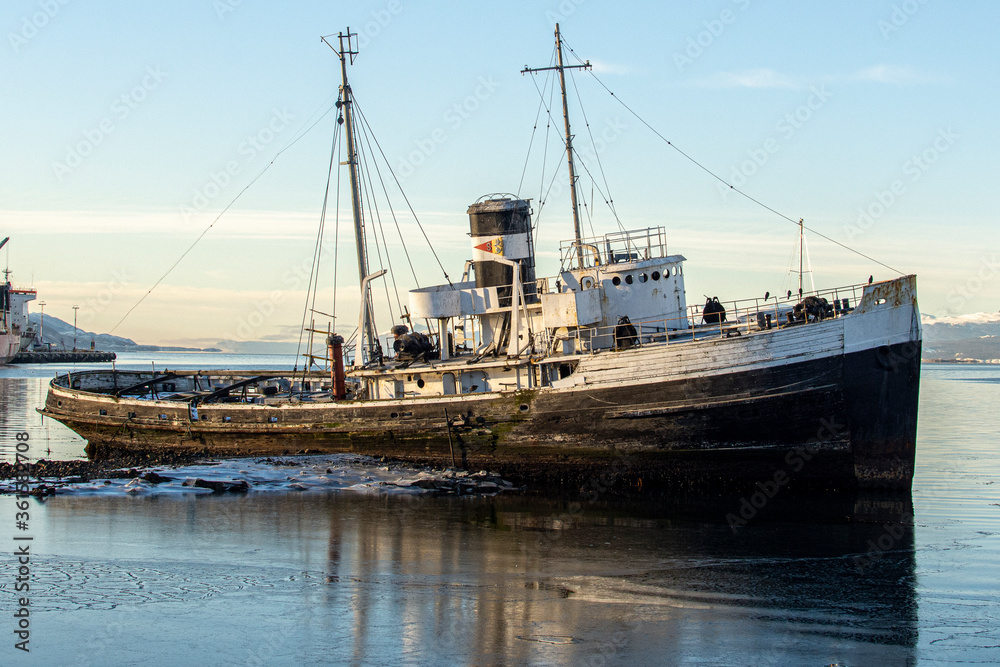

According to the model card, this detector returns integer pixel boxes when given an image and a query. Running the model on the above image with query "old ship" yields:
[1,237,37,364]
[41,28,921,494]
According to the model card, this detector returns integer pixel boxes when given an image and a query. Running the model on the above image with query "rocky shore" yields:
[0,451,209,495]
[0,452,519,497]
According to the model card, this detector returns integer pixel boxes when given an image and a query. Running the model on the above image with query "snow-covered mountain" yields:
[921,312,1000,362]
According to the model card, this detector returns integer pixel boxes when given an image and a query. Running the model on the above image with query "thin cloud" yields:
[850,64,948,85]
[694,65,948,89]
[589,59,629,75]
[697,68,798,89]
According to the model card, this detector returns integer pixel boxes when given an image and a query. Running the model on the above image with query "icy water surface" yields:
[0,357,998,665]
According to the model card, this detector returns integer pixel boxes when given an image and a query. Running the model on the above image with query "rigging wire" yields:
[560,38,904,276]
[353,103,422,295]
[331,124,342,336]
[108,98,339,335]
[528,70,557,245]
[350,102,454,288]
[293,109,342,372]
[352,118,395,343]
[518,45,556,199]
[362,154,405,325]
[516,80,548,198]
[525,65,626,239]
[568,67,617,219]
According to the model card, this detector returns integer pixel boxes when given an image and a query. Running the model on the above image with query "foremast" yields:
[324,29,379,365]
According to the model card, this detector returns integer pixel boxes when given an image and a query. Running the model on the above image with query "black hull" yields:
[42,340,921,496]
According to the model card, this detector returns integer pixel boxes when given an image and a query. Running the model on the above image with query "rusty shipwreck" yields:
[41,27,921,494]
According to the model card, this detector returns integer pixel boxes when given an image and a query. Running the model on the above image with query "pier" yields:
[11,350,116,364]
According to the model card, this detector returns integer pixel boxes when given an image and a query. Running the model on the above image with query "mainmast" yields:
[324,29,377,361]
[523,24,591,268]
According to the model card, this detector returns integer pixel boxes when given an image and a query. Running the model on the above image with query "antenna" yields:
[798,218,803,296]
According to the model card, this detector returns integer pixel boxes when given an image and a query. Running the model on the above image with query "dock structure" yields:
[11,350,116,364]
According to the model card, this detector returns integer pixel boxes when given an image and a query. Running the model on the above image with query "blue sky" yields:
[1,0,997,346]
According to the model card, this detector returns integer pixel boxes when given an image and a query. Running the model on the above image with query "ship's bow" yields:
[843,275,921,490]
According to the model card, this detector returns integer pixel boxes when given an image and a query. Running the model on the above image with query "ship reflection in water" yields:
[36,492,916,664]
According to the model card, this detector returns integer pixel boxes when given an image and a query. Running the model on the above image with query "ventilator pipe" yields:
[328,333,346,400]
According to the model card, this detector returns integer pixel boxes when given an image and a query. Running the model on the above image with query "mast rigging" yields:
[523,23,591,268]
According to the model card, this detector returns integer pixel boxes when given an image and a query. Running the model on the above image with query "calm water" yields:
[0,356,998,665]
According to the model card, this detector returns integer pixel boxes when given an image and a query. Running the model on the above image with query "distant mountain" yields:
[921,312,1000,363]
[27,313,218,353]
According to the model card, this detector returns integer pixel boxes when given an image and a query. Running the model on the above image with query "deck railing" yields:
[560,227,668,270]
[536,281,870,355]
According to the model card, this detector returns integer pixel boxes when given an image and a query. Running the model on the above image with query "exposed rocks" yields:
[0,452,207,496]
[401,469,518,495]
[186,478,251,493]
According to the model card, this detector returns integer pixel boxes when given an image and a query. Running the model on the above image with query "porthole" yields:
[638,273,648,283]
[128,412,136,419]
[651,271,660,281]
[612,276,621,286]
[57,400,62,407]
[625,275,634,285]
[416,378,425,388]
[99,409,107,416]
[519,404,529,412]
[390,412,399,419]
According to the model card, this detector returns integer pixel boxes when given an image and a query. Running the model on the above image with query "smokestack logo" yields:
[474,237,505,256]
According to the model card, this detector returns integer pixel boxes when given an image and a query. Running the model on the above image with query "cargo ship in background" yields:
[41,28,921,495]
[1,237,37,365]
